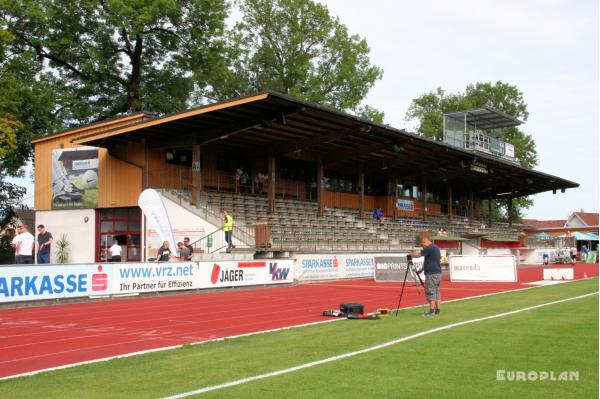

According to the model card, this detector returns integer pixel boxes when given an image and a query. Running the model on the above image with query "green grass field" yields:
[2,279,598,399]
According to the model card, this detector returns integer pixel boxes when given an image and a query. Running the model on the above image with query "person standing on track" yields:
[409,233,442,316]
[223,209,235,249]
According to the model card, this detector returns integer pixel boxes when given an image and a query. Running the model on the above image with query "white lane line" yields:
[160,291,598,399]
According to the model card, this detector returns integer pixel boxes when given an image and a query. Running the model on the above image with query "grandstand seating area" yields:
[166,190,522,252]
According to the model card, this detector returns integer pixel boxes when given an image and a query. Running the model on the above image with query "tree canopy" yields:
[1,0,229,123]
[208,0,383,117]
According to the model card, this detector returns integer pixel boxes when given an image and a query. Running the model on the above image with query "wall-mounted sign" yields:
[505,143,515,158]
[396,199,414,212]
[52,147,99,209]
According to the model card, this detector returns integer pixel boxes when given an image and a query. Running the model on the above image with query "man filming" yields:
[409,234,442,316]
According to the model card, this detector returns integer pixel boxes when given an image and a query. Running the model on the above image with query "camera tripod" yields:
[395,255,427,316]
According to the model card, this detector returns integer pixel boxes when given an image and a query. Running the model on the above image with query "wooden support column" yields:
[358,172,365,218]
[469,191,474,219]
[191,142,202,205]
[421,182,428,221]
[393,176,398,219]
[447,186,453,221]
[488,193,493,227]
[317,163,325,217]
[143,139,149,189]
[267,153,276,214]
[507,197,513,227]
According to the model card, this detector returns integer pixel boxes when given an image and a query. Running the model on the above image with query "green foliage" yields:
[1,0,229,121]
[406,81,539,222]
[208,0,383,118]
[55,234,69,264]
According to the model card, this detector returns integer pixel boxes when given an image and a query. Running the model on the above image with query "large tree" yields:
[1,0,229,123]
[406,81,538,222]
[207,0,383,119]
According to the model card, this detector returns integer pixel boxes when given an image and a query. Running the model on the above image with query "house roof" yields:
[572,212,599,226]
[522,219,566,229]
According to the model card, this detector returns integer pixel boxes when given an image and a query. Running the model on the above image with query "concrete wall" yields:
[35,209,96,264]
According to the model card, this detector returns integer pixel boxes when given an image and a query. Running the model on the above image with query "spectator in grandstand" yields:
[235,167,244,193]
[240,169,249,193]
[35,224,53,264]
[542,251,550,266]
[223,209,235,249]
[582,244,589,260]
[156,241,172,261]
[183,237,194,260]
[255,172,267,194]
[177,242,190,261]
[109,239,122,262]
[373,207,385,225]
[570,246,578,264]
[409,234,442,316]
[11,224,34,264]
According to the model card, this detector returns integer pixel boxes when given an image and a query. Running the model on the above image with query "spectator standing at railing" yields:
[183,237,194,260]
[156,241,172,261]
[223,209,235,249]
[177,242,190,261]
[11,224,34,264]
[240,170,249,193]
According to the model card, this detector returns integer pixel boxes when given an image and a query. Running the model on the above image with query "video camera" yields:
[406,254,412,261]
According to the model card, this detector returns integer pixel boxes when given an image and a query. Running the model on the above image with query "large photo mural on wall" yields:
[52,147,99,209]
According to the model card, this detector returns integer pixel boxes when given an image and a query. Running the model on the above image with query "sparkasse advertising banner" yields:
[295,253,414,281]
[0,264,111,303]
[449,255,517,282]
[111,262,198,294]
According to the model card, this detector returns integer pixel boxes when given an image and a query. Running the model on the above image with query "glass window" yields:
[115,221,128,231]
[128,234,141,246]
[115,208,129,218]
[129,208,141,218]
[129,221,140,231]
[100,221,113,233]
[127,247,141,261]
[99,209,113,218]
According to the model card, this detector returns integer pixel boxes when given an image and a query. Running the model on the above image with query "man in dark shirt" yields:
[409,234,442,316]
[183,237,194,261]
[36,224,53,264]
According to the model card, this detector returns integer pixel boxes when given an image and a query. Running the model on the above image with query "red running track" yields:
[0,263,596,379]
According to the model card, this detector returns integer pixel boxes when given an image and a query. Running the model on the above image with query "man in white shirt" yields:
[11,224,35,264]
[110,239,122,262]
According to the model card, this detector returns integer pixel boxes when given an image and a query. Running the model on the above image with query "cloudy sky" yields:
[317,0,598,219]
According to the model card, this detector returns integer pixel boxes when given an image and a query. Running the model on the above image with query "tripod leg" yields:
[395,263,412,316]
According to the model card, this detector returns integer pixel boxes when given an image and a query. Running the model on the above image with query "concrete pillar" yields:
[469,191,474,219]
[508,197,513,227]
[488,193,493,227]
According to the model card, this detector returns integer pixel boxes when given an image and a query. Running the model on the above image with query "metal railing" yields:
[190,224,255,254]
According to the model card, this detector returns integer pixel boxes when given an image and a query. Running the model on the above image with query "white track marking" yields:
[161,291,598,399]
[0,279,593,381]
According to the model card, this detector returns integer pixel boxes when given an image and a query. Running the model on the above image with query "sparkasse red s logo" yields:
[92,265,108,291]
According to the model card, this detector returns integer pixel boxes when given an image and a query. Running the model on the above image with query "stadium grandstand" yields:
[31,91,578,262]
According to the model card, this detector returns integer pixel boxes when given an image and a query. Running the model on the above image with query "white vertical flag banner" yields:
[138,189,177,256]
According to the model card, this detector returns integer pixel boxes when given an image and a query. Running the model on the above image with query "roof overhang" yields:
[444,107,523,130]
[66,91,578,199]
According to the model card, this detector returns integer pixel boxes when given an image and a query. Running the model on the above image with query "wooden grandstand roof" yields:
[69,91,578,199]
